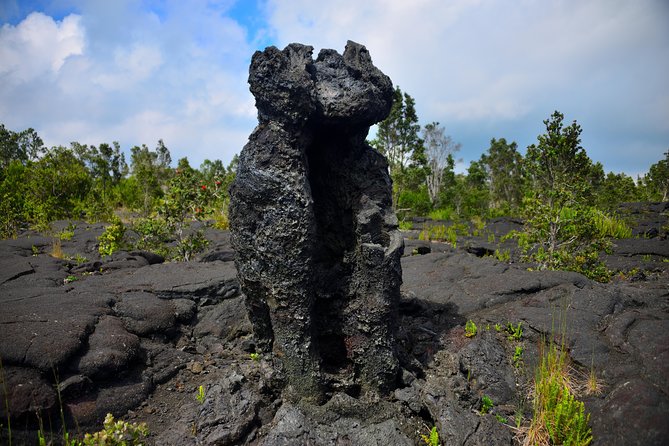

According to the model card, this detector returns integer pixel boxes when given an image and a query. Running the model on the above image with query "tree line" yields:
[371,86,669,220]
[0,123,237,240]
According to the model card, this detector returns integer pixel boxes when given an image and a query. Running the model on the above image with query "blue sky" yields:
[1,0,668,177]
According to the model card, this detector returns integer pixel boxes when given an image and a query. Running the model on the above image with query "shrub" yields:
[80,413,148,445]
[525,337,592,446]
[428,207,455,221]
[589,209,631,239]
[465,320,477,338]
[174,229,209,262]
[421,425,440,446]
[481,395,493,414]
[132,217,170,254]
[98,217,125,256]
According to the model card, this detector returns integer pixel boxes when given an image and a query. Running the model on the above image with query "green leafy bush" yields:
[545,387,592,446]
[506,322,523,341]
[494,248,510,262]
[98,218,125,256]
[589,208,631,239]
[398,220,413,231]
[132,217,170,255]
[80,413,148,445]
[481,395,493,414]
[174,229,209,262]
[513,345,524,368]
[465,320,477,338]
[527,336,592,446]
[420,426,440,446]
[428,207,455,221]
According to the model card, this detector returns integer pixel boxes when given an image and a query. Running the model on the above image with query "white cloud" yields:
[0,12,84,83]
[0,2,257,166]
[1,0,667,175]
[94,44,163,90]
[262,0,669,173]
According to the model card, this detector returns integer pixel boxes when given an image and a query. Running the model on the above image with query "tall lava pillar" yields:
[229,41,404,402]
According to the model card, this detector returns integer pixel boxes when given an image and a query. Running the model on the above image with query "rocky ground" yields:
[1,203,667,445]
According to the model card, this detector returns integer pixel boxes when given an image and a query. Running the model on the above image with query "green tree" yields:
[462,160,490,217]
[72,141,127,202]
[156,139,172,169]
[519,111,617,280]
[200,159,226,184]
[640,150,669,201]
[0,124,44,171]
[0,160,28,238]
[371,86,428,210]
[24,146,92,226]
[129,142,172,215]
[480,138,524,214]
[597,172,638,210]
[523,111,592,255]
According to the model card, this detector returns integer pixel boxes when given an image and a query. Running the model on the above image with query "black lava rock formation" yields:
[229,41,403,402]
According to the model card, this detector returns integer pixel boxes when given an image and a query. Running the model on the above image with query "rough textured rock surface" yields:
[230,41,403,401]
[0,203,667,445]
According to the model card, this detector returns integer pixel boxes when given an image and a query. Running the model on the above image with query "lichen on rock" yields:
[230,40,403,402]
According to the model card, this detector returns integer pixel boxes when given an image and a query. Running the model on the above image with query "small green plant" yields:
[641,254,652,262]
[471,215,486,236]
[495,414,508,424]
[446,225,458,247]
[481,395,493,414]
[513,345,524,368]
[213,209,230,230]
[526,334,592,446]
[494,323,502,332]
[487,232,496,243]
[64,275,78,284]
[418,224,459,247]
[420,425,440,446]
[174,229,209,262]
[132,216,170,254]
[196,385,206,404]
[506,322,523,341]
[398,220,413,231]
[494,248,511,262]
[545,387,592,446]
[590,209,632,239]
[98,217,125,256]
[428,207,454,221]
[586,359,602,396]
[465,320,477,338]
[32,244,40,256]
[80,413,149,445]
[71,253,88,265]
[249,352,260,361]
[57,228,75,241]
[419,225,445,241]
[515,408,523,429]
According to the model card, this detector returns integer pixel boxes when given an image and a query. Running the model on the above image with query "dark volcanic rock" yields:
[230,41,402,401]
[74,315,141,379]
[259,394,416,445]
[114,291,180,336]
[0,366,56,419]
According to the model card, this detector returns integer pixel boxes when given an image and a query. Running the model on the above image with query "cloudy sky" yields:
[1,0,668,176]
